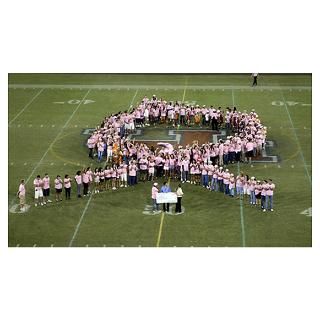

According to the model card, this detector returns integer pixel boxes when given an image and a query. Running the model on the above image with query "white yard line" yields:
[280,91,312,186]
[9,88,44,125]
[9,84,311,90]
[232,89,246,247]
[25,89,91,184]
[182,78,188,102]
[127,89,139,112]
[68,89,139,247]
[68,194,93,247]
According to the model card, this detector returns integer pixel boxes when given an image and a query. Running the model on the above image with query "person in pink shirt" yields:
[74,171,82,198]
[229,174,235,197]
[33,175,44,207]
[64,174,71,200]
[120,161,128,187]
[223,169,230,195]
[248,176,256,205]
[265,179,275,212]
[245,138,254,164]
[148,157,155,182]
[54,175,63,201]
[17,179,26,212]
[42,173,52,204]
[93,168,100,194]
[255,181,262,207]
[82,169,90,196]
[128,161,137,186]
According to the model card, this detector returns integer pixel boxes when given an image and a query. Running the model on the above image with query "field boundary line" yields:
[280,91,312,186]
[25,89,91,184]
[232,89,246,247]
[9,88,44,125]
[9,84,311,90]
[68,194,93,247]
[182,77,188,102]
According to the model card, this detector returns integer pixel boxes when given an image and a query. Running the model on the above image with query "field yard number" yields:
[271,101,311,106]
[299,207,312,217]
[53,99,95,105]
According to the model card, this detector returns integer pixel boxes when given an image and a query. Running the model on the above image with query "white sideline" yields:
[25,89,91,184]
[8,84,311,90]
[280,91,312,186]
[9,88,44,125]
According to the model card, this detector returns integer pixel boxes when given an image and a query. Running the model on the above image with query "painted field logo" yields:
[130,127,279,163]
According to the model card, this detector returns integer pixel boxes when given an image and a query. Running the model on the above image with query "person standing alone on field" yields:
[17,179,26,212]
[252,73,258,86]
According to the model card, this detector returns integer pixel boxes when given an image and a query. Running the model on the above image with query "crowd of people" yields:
[16,95,275,213]
[86,94,267,166]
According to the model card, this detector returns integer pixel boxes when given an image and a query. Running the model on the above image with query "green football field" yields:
[8,74,312,247]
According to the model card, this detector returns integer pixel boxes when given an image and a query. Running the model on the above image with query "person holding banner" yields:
[160,181,171,212]
[175,184,184,213]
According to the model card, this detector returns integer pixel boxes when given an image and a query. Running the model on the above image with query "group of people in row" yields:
[16,163,275,213]
[86,94,267,165]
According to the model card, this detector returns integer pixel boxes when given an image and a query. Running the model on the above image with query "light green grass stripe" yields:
[68,89,140,247]
[9,88,44,125]
[25,89,91,184]
[8,84,311,90]
[68,194,93,247]
[280,91,312,186]
[232,89,246,247]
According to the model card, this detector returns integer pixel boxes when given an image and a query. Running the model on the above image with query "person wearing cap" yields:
[175,184,184,213]
[151,182,159,213]
[160,181,171,212]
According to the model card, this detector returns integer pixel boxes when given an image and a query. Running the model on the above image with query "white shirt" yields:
[176,187,184,197]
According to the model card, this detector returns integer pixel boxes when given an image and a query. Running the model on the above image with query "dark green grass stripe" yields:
[280,91,312,186]
[9,88,44,125]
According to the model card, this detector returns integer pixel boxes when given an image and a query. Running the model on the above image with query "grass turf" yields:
[8,74,312,247]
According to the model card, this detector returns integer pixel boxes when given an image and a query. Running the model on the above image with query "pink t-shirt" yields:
[266,183,275,196]
[54,178,63,189]
[64,178,71,188]
[82,173,90,184]
[33,178,43,190]
[43,177,50,189]
[151,186,158,199]
[246,142,254,152]
[19,184,26,196]
[75,175,82,185]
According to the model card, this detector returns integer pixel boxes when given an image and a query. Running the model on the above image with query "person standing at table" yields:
[151,182,159,213]
[160,181,171,213]
[175,184,184,213]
